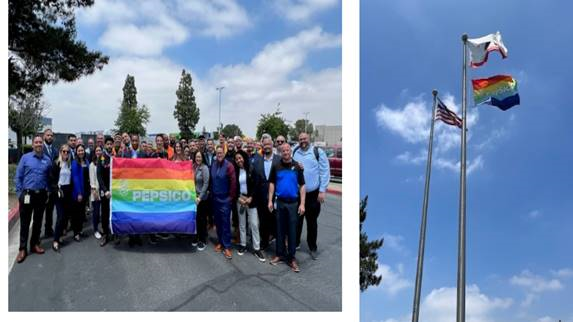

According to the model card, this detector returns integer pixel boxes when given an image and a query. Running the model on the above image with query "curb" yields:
[9,206,19,231]
[326,188,342,196]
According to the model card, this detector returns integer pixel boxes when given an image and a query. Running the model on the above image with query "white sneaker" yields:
[94,231,102,240]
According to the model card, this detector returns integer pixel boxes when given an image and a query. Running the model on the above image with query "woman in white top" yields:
[89,146,103,239]
[52,144,73,252]
[234,151,265,262]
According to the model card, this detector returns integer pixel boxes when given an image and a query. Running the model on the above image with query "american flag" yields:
[436,98,462,129]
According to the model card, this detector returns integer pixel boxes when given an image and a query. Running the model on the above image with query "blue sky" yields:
[360,1,573,321]
[43,0,341,136]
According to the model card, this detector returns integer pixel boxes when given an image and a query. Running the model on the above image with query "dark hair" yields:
[75,144,87,162]
[104,136,114,144]
[92,146,102,163]
[67,134,77,140]
[235,150,250,170]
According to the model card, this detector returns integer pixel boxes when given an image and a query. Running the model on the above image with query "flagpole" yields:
[456,33,468,322]
[411,90,439,322]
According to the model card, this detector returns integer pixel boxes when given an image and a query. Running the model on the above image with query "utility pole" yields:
[216,86,225,134]
[303,112,310,134]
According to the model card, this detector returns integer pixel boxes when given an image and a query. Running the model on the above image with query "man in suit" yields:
[42,129,58,237]
[252,134,281,251]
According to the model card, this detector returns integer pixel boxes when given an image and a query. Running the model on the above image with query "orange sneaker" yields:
[214,243,223,253]
[224,248,232,259]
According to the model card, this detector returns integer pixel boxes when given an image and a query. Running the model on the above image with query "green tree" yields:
[289,118,315,141]
[9,0,109,98]
[9,91,47,158]
[360,196,384,292]
[221,124,243,139]
[256,110,289,140]
[114,75,150,136]
[173,69,200,140]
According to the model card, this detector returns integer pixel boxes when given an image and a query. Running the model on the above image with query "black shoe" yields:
[237,246,246,255]
[52,242,60,252]
[100,236,109,247]
[197,242,206,251]
[254,250,266,262]
[73,234,81,242]
[149,235,159,245]
[309,250,318,260]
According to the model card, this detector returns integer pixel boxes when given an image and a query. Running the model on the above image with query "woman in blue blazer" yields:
[71,144,90,241]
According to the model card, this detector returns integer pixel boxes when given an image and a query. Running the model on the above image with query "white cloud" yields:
[396,150,427,165]
[528,209,542,219]
[381,284,513,322]
[79,0,251,56]
[422,285,513,322]
[434,154,484,175]
[552,268,573,278]
[175,0,251,38]
[536,317,554,322]
[99,16,188,56]
[274,0,339,22]
[375,262,412,296]
[375,99,430,143]
[43,27,341,137]
[383,233,407,254]
[510,270,563,292]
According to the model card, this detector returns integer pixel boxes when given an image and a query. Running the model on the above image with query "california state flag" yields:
[467,31,508,68]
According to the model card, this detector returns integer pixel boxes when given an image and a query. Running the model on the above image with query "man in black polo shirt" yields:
[268,143,306,272]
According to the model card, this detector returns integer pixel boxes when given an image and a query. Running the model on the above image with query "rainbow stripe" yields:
[110,158,197,235]
[472,75,520,111]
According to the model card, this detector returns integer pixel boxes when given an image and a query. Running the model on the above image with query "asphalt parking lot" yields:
[8,193,341,311]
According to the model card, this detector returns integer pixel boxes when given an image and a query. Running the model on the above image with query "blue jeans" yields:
[92,200,101,233]
[275,200,299,263]
[212,197,232,249]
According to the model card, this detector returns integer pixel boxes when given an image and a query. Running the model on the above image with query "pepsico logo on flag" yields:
[110,158,197,235]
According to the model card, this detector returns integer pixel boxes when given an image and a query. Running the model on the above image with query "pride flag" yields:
[110,158,196,235]
[472,75,520,111]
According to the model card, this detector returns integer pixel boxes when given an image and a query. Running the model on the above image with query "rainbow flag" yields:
[472,75,520,111]
[110,158,196,235]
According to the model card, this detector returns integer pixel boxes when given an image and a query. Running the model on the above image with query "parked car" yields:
[324,145,342,180]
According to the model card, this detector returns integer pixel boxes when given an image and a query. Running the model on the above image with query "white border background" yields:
[1,0,360,319]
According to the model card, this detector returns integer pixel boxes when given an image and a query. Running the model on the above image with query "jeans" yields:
[275,200,299,263]
[212,197,232,249]
[237,201,260,250]
[19,190,47,251]
[296,189,321,251]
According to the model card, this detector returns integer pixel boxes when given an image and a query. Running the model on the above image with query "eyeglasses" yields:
[62,150,69,154]
[276,141,284,144]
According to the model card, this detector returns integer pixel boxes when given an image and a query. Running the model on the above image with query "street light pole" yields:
[303,112,310,134]
[216,86,225,134]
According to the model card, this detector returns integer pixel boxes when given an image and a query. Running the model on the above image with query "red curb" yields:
[9,206,20,230]
[326,188,342,196]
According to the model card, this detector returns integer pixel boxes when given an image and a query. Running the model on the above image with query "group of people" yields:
[14,128,331,273]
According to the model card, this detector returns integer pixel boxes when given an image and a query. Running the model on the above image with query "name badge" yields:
[24,194,31,205]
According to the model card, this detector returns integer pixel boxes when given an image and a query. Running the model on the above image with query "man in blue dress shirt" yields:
[292,132,330,260]
[14,136,52,263]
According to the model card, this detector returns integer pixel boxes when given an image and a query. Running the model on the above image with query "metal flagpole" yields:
[456,33,469,322]
[411,89,439,322]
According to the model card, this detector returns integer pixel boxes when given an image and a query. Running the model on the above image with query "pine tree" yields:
[114,74,150,136]
[360,196,384,292]
[173,69,200,140]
